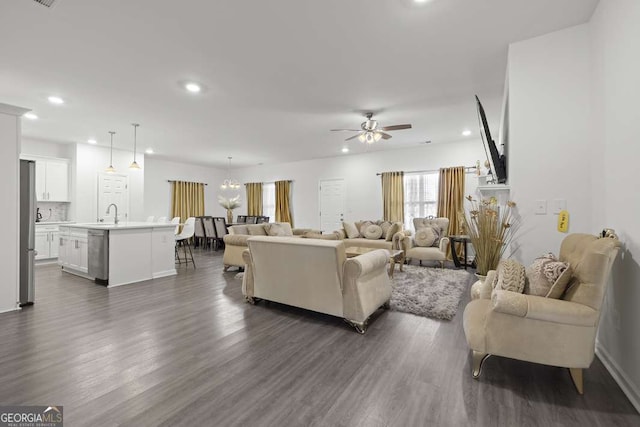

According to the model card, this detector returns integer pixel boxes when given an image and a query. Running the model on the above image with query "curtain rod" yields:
[167,180,208,186]
[376,166,477,176]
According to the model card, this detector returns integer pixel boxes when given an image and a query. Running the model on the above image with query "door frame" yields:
[318,178,346,232]
[97,173,130,222]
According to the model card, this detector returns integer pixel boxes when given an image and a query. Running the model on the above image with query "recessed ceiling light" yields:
[24,112,38,120]
[145,148,154,154]
[185,83,201,93]
[342,147,349,153]
[414,0,429,3]
[48,96,64,105]
[87,139,97,144]
[462,129,472,136]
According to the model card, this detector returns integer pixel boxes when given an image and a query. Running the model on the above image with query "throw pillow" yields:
[264,223,293,236]
[363,224,383,240]
[359,220,374,236]
[414,226,439,247]
[378,221,393,239]
[525,254,573,298]
[343,221,360,239]
[386,222,403,242]
[246,224,268,236]
[494,259,526,293]
[230,225,248,235]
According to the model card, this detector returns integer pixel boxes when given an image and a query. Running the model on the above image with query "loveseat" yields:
[222,222,323,271]
[463,234,621,393]
[335,220,406,251]
[400,217,450,267]
[242,236,392,333]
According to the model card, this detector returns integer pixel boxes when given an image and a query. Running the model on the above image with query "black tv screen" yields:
[475,95,507,184]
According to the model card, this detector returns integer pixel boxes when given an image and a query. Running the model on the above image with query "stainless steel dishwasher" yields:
[88,229,109,285]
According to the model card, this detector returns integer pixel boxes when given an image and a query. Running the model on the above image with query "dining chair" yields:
[212,217,228,251]
[146,215,155,222]
[236,215,247,224]
[175,217,196,268]
[171,216,181,234]
[202,216,216,250]
[194,217,206,248]
[246,216,258,224]
[256,216,269,224]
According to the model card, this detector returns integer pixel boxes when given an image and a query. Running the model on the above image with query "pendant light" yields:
[220,157,240,190]
[129,123,141,170]
[105,131,116,173]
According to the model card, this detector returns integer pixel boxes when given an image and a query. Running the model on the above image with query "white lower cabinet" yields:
[35,224,60,260]
[58,227,88,274]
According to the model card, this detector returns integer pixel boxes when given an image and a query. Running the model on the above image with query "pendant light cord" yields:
[109,131,115,165]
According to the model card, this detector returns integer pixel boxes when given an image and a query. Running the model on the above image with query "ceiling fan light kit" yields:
[331,112,411,144]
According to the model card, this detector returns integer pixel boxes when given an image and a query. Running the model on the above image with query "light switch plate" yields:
[553,199,566,215]
[535,200,547,215]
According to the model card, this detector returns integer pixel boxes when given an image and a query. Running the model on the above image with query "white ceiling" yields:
[0,0,598,168]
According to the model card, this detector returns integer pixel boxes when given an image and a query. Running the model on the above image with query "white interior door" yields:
[319,179,345,233]
[98,173,129,222]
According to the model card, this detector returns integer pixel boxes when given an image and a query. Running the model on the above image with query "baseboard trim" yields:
[0,306,21,315]
[596,341,640,414]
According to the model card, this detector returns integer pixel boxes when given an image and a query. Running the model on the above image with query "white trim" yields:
[152,269,177,279]
[596,341,640,413]
[0,103,30,116]
[0,306,21,314]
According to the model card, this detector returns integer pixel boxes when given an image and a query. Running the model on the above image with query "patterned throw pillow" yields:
[525,253,573,298]
[363,224,383,240]
[343,221,360,239]
[386,222,403,242]
[359,220,374,236]
[378,221,393,239]
[494,259,526,293]
[264,223,293,236]
[414,227,440,247]
[246,224,268,236]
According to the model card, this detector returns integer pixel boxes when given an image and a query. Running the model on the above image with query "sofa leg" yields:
[344,319,367,334]
[382,301,390,310]
[439,261,445,269]
[419,260,422,266]
[569,368,584,395]
[245,296,256,305]
[223,265,229,272]
[472,351,490,379]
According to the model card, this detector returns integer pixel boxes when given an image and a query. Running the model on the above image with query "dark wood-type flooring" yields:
[0,249,638,426]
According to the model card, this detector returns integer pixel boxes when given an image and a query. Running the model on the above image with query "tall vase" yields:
[226,209,233,224]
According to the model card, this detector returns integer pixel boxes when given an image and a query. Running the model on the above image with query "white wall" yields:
[144,157,226,219]
[21,138,73,160]
[507,24,593,264]
[0,105,26,313]
[74,144,145,222]
[590,0,640,411]
[235,141,486,229]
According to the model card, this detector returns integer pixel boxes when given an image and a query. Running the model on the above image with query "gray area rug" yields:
[390,265,474,320]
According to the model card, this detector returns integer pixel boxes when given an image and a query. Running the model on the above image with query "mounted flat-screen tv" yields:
[475,95,507,184]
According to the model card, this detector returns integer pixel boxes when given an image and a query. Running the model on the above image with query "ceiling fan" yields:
[330,113,412,144]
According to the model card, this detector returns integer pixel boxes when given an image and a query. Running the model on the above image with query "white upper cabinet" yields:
[33,158,69,202]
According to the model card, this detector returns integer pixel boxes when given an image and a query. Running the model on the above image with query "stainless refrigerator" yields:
[19,159,36,306]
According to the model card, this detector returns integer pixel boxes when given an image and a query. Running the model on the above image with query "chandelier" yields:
[220,156,240,190]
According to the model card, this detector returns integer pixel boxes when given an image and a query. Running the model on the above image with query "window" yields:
[262,182,276,221]
[404,172,439,230]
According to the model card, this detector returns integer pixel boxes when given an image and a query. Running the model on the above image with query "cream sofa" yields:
[222,223,323,271]
[242,236,392,333]
[334,220,406,251]
[400,217,450,267]
[463,234,621,394]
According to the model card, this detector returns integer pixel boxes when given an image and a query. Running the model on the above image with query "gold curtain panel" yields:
[171,181,205,222]
[275,180,293,226]
[437,166,465,258]
[245,182,263,216]
[381,171,404,223]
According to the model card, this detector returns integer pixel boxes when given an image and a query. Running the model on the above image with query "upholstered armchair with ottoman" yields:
[463,233,621,394]
[242,236,392,333]
[400,217,450,267]
[335,220,406,251]
[222,222,322,271]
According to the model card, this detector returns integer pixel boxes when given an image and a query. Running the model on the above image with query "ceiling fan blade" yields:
[379,132,392,140]
[330,129,360,132]
[381,124,412,131]
[345,133,362,141]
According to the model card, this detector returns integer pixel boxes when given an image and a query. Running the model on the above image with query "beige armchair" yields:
[400,217,450,267]
[463,234,621,394]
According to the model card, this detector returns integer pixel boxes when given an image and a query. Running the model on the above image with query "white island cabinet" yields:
[59,222,177,287]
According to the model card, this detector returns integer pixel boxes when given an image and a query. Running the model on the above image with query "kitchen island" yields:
[58,222,177,287]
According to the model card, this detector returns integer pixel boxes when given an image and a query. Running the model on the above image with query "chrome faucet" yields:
[106,203,119,224]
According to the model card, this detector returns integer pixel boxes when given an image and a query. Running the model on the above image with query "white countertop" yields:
[66,222,176,230]
[35,221,76,225]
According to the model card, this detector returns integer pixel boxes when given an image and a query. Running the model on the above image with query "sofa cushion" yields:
[414,226,439,247]
[264,222,293,237]
[525,253,573,299]
[413,217,450,236]
[386,222,402,242]
[494,259,526,293]
[378,221,393,239]
[362,224,383,240]
[343,221,360,239]
[302,231,339,240]
[247,224,268,236]
[229,225,249,235]
[345,238,393,250]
